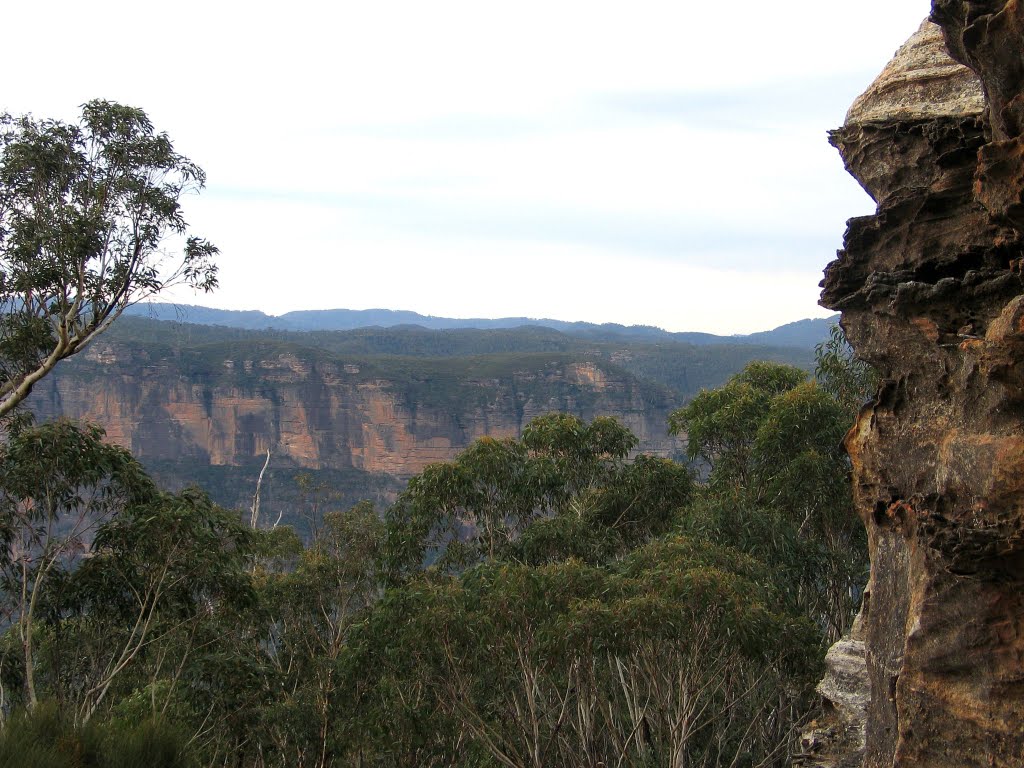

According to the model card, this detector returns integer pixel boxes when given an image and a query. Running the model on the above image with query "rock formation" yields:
[795,614,869,768]
[29,338,683,479]
[821,6,1024,767]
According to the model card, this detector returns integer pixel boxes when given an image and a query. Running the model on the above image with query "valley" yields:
[27,313,821,521]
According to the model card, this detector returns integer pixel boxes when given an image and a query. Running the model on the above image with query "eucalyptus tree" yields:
[341,537,819,768]
[0,100,218,416]
[382,414,684,579]
[813,323,878,414]
[254,501,386,767]
[0,419,156,713]
[69,488,256,725]
[670,361,867,641]
[0,416,258,734]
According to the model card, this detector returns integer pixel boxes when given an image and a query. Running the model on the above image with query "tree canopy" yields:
[0,100,218,417]
[0,394,865,767]
[670,358,868,641]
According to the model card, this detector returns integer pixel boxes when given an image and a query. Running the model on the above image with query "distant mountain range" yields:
[125,304,840,349]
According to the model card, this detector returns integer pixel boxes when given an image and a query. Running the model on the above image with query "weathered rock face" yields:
[795,613,869,768]
[822,7,1024,767]
[28,340,683,480]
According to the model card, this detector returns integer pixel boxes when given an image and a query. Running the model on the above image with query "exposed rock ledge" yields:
[818,5,1024,768]
[794,611,869,768]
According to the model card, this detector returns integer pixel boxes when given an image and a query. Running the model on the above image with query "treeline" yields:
[92,316,813,402]
[0,339,869,768]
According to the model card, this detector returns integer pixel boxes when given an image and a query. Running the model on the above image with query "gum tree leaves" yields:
[0,101,218,417]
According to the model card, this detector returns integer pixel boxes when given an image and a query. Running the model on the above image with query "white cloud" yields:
[3,0,929,332]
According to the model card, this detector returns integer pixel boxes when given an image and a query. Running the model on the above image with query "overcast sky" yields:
[4,1,930,333]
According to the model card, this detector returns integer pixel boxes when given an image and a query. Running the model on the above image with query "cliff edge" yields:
[821,6,1024,767]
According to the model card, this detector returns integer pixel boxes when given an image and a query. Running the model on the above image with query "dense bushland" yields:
[0,335,870,768]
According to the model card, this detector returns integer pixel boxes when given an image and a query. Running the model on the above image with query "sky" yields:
[3,0,931,334]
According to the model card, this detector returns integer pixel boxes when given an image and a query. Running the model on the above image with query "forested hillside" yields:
[2,353,870,768]
[103,316,817,392]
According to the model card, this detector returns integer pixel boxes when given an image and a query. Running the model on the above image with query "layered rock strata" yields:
[29,341,682,479]
[794,614,869,768]
[821,8,1024,767]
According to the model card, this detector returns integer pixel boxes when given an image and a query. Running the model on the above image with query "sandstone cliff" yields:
[29,337,683,481]
[820,7,1024,767]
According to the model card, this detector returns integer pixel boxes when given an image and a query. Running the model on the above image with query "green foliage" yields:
[671,361,867,641]
[0,418,258,731]
[0,101,218,417]
[670,361,844,507]
[81,488,255,620]
[512,454,692,565]
[522,413,638,485]
[814,323,877,412]
[343,536,819,768]
[0,704,103,768]
[0,704,194,768]
[0,418,156,514]
[0,419,158,712]
[754,381,851,521]
[384,414,687,579]
[670,361,808,487]
[60,489,256,723]
[0,367,861,767]
[101,719,194,768]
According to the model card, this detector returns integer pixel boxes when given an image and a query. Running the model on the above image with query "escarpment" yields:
[29,340,682,479]
[821,9,1024,768]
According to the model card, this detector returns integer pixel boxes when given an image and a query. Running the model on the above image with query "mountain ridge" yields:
[126,303,838,348]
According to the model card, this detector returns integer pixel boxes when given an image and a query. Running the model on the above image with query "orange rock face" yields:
[821,8,1024,767]
[33,343,683,480]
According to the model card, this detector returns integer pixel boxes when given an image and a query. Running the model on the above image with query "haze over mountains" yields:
[126,303,839,348]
